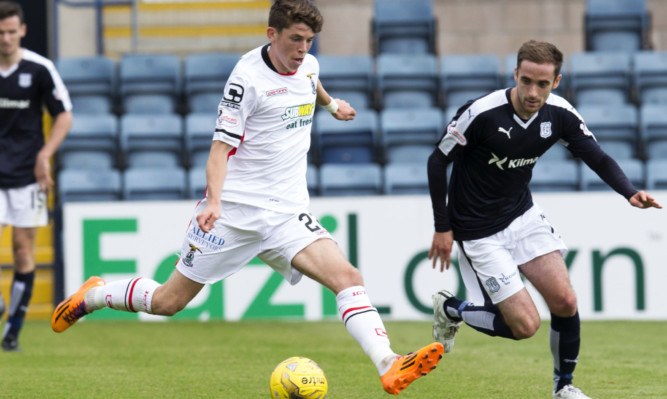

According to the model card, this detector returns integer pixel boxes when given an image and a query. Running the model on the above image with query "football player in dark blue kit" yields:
[0,1,72,351]
[427,40,661,399]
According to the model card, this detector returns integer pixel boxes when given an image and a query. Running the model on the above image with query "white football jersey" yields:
[213,45,319,212]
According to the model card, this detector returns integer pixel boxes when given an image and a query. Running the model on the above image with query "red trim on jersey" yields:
[341,305,372,321]
[279,69,298,76]
[127,278,142,312]
[227,130,246,159]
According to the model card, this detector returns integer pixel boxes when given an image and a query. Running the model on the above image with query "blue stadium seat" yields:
[120,113,184,168]
[633,51,667,105]
[318,55,375,110]
[540,144,570,162]
[376,54,439,108]
[646,159,667,189]
[56,56,116,114]
[57,168,122,204]
[372,0,436,55]
[577,104,639,152]
[580,158,645,190]
[585,0,650,52]
[307,164,319,197]
[123,167,187,200]
[58,113,118,169]
[639,104,667,159]
[569,52,632,105]
[184,52,239,113]
[384,162,429,195]
[314,110,379,164]
[185,113,215,167]
[123,94,175,114]
[380,107,441,162]
[187,166,207,199]
[441,54,500,108]
[530,160,580,192]
[598,141,636,160]
[320,163,383,196]
[385,144,434,164]
[119,54,181,113]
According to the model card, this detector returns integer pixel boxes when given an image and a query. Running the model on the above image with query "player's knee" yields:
[510,316,540,339]
[550,292,578,317]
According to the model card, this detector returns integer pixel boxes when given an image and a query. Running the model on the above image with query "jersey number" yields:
[298,213,322,233]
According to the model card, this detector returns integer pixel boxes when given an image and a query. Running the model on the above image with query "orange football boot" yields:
[381,342,444,395]
[51,276,105,333]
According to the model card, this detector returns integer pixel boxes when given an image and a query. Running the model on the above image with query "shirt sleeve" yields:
[428,148,453,232]
[213,72,254,148]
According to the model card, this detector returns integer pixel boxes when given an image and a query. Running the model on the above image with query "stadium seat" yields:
[577,104,639,152]
[569,52,632,105]
[318,55,375,110]
[646,159,667,189]
[185,113,215,167]
[58,113,118,170]
[371,0,436,55]
[119,113,184,168]
[580,158,645,191]
[380,107,441,162]
[57,168,122,204]
[540,144,570,162]
[639,104,667,159]
[441,54,501,108]
[314,109,379,164]
[585,0,650,52]
[119,53,181,114]
[384,162,429,195]
[123,167,187,200]
[184,52,240,113]
[633,51,667,105]
[319,163,383,197]
[307,163,319,197]
[56,55,116,114]
[187,166,207,199]
[385,144,434,164]
[529,160,580,192]
[122,94,175,114]
[376,53,439,108]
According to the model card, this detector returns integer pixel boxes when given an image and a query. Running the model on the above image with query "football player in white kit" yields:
[427,40,662,399]
[52,0,443,394]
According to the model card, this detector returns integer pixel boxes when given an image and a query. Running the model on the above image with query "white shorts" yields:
[457,204,567,305]
[0,183,48,228]
[176,200,333,285]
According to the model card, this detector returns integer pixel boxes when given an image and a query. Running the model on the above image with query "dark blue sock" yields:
[445,297,516,339]
[3,271,34,339]
[550,311,581,392]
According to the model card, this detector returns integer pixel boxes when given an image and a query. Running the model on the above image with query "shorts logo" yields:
[182,244,202,267]
[18,73,32,88]
[485,277,500,293]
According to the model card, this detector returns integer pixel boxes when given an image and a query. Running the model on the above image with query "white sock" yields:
[337,285,396,375]
[84,278,161,314]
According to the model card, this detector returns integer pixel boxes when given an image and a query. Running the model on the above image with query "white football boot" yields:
[554,384,592,399]
[431,290,462,353]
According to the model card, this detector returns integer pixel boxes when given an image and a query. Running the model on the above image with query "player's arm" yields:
[315,79,355,121]
[196,140,234,233]
[35,110,72,192]
[427,149,455,271]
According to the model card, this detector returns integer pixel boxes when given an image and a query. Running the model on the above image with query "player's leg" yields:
[2,226,37,351]
[520,251,585,397]
[291,238,443,395]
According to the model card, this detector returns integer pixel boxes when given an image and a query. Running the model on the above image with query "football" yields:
[269,356,328,399]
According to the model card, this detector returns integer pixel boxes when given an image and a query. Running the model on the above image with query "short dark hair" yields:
[517,40,563,77]
[0,1,24,24]
[268,0,323,34]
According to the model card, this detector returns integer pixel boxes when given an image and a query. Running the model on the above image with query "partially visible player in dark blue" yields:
[427,40,661,399]
[0,0,72,351]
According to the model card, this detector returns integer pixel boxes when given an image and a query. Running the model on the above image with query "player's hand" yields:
[34,152,53,193]
[196,201,221,233]
[629,190,662,209]
[331,98,356,121]
[429,231,454,272]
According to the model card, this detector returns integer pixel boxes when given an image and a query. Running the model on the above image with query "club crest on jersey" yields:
[306,73,317,94]
[540,122,552,138]
[18,73,32,88]
[485,277,500,293]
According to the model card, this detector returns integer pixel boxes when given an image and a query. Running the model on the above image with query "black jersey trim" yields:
[215,128,242,140]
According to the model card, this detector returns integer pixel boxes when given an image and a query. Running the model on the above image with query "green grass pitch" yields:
[2,320,665,398]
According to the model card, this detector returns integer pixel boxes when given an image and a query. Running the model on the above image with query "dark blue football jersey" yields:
[430,88,636,240]
[0,49,71,188]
